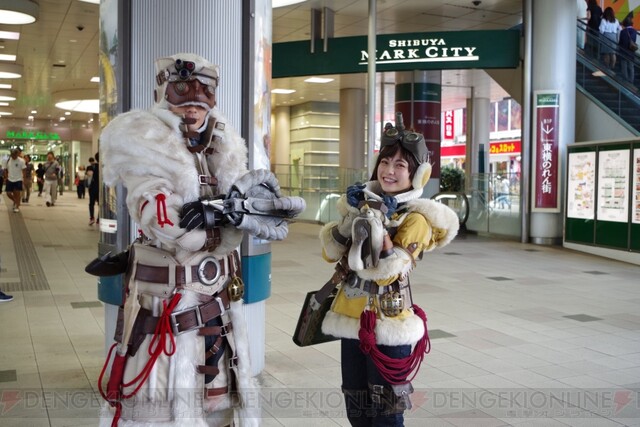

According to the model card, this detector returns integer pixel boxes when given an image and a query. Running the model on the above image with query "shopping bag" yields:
[293,288,338,347]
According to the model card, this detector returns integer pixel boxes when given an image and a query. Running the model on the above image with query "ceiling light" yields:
[53,88,99,114]
[90,76,100,83]
[0,63,23,78]
[0,89,17,101]
[0,102,9,106]
[592,70,605,77]
[78,0,100,3]
[0,54,17,61]
[0,110,13,116]
[30,109,36,113]
[0,0,39,25]
[272,0,306,7]
[0,83,11,89]
[0,31,20,40]
[272,88,296,94]
[304,77,334,83]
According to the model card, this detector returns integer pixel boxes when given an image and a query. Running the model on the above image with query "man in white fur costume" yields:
[96,53,304,426]
[318,115,459,426]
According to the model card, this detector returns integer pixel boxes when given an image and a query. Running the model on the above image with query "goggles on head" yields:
[155,55,219,109]
[156,58,219,89]
[380,112,429,164]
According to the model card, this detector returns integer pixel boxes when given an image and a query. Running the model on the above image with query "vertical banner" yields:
[532,92,561,212]
[395,81,441,177]
[443,110,454,139]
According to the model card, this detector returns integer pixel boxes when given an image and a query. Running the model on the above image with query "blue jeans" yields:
[341,338,411,427]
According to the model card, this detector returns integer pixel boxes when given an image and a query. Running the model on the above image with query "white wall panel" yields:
[129,0,243,127]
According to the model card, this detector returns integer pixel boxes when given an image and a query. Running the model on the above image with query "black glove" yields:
[179,199,226,230]
[346,182,366,208]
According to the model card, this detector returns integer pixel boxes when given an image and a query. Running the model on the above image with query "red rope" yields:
[155,194,174,227]
[120,292,182,398]
[98,343,118,402]
[358,304,431,385]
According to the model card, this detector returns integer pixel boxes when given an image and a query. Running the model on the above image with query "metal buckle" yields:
[197,256,221,286]
[170,306,204,335]
[220,322,230,337]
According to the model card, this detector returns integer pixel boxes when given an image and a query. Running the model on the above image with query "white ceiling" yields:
[0,0,522,129]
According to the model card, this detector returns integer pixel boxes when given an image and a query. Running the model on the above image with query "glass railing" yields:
[272,163,368,224]
[463,172,521,237]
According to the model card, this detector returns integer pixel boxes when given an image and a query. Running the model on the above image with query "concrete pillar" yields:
[468,96,491,178]
[528,0,577,244]
[339,88,366,171]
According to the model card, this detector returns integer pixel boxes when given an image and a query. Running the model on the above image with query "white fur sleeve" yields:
[101,110,201,249]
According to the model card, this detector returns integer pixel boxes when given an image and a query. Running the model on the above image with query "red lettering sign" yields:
[444,110,454,139]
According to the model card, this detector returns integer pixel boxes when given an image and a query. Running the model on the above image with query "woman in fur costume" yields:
[97,53,302,427]
[319,116,459,426]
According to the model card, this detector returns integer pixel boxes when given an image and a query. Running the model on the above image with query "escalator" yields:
[576,20,640,135]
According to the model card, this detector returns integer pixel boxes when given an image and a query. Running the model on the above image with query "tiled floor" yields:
[1,192,640,426]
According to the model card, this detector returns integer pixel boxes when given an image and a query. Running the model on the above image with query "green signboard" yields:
[5,130,61,140]
[273,30,520,78]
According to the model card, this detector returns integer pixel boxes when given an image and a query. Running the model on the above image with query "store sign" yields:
[273,30,520,78]
[490,140,521,154]
[441,140,521,157]
[532,92,560,212]
[5,130,61,140]
[444,111,454,139]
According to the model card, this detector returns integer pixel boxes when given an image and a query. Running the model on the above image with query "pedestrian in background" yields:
[3,148,26,213]
[43,152,60,207]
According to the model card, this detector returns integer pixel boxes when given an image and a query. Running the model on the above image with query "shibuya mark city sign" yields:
[273,30,519,77]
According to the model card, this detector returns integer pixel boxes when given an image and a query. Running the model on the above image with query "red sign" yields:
[489,140,521,154]
[444,110,454,139]
[441,140,521,157]
[533,93,560,210]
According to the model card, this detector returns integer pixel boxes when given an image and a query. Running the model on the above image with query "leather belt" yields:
[206,387,228,397]
[170,290,230,335]
[114,289,231,342]
[134,256,229,286]
[345,272,383,295]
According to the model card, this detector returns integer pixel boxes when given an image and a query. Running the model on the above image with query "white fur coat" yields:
[99,107,259,426]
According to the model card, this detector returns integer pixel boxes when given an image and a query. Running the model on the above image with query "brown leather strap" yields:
[205,387,228,397]
[198,323,233,337]
[204,228,222,251]
[197,365,220,376]
[114,289,231,341]
[134,262,225,286]
[205,336,224,360]
[172,290,230,333]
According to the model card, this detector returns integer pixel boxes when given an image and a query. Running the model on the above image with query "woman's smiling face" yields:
[377,151,412,195]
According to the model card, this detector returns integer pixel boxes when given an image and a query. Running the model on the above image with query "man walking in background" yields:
[3,148,26,213]
[87,153,99,225]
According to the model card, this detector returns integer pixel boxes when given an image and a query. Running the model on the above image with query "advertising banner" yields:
[567,151,596,220]
[597,149,630,223]
[532,92,560,212]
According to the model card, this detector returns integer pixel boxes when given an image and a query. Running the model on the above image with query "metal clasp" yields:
[170,306,204,336]
[197,256,221,286]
